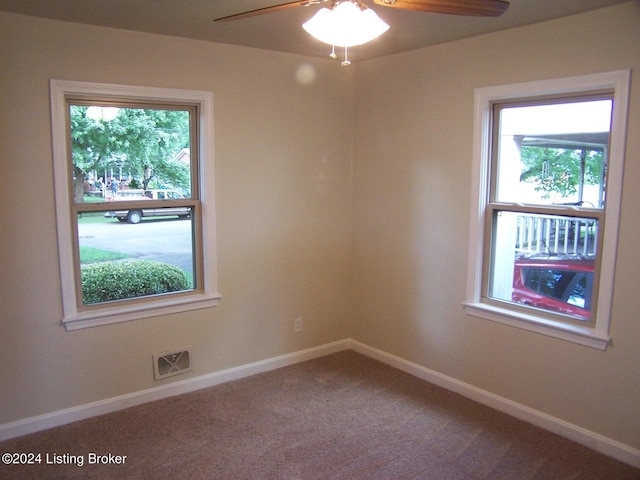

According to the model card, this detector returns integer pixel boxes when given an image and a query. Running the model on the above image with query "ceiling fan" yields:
[215,1,510,65]
[215,0,510,23]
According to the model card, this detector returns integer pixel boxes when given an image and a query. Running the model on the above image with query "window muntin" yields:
[50,80,220,330]
[464,71,630,350]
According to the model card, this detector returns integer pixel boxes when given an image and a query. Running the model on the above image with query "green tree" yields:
[70,106,191,202]
[519,146,603,202]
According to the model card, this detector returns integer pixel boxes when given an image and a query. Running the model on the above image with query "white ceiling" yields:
[0,0,630,63]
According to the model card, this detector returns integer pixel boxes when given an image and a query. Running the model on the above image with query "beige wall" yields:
[0,13,353,423]
[1,1,639,453]
[352,2,640,450]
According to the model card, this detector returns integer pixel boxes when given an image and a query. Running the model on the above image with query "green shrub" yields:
[81,259,189,305]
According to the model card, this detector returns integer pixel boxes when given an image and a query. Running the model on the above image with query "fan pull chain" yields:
[327,45,351,67]
[341,46,351,67]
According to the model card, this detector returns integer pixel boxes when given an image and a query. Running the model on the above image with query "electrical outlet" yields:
[294,317,303,333]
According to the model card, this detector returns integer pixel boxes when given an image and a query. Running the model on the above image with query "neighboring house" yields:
[174,148,190,166]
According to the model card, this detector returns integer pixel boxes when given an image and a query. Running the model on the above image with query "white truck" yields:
[104,189,191,224]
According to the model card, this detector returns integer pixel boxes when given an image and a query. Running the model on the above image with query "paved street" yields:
[78,218,194,274]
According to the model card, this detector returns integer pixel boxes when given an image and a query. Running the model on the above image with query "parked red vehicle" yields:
[512,254,595,320]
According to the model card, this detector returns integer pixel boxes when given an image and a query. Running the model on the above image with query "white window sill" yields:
[462,302,610,350]
[62,292,221,331]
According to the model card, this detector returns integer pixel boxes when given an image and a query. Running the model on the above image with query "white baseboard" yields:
[349,339,640,469]
[0,339,351,443]
[1,338,638,469]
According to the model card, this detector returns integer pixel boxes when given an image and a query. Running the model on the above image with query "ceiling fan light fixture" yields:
[302,1,389,47]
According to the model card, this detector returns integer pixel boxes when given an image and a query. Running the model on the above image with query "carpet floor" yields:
[1,350,638,479]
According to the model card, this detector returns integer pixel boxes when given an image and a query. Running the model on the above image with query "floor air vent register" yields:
[153,348,192,380]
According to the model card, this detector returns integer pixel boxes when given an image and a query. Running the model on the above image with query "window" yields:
[464,71,630,350]
[50,80,220,330]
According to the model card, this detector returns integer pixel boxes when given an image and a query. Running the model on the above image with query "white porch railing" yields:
[515,214,598,256]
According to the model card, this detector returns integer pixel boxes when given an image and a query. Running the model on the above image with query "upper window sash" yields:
[67,100,200,204]
[489,96,612,209]
[464,70,630,350]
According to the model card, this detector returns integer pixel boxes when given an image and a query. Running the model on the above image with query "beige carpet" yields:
[1,351,638,479]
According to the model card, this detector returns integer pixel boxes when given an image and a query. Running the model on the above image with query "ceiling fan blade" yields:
[372,0,509,17]
[214,1,328,22]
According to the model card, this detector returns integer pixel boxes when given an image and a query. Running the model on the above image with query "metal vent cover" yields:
[153,348,192,380]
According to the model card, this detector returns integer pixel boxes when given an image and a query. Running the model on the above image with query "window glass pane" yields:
[77,210,195,305]
[489,210,596,321]
[495,100,611,207]
[70,105,192,204]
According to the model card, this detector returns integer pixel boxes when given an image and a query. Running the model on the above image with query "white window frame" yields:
[464,70,630,350]
[50,80,220,330]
